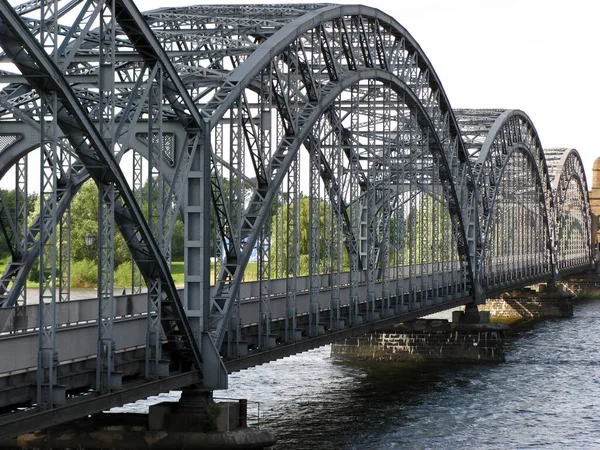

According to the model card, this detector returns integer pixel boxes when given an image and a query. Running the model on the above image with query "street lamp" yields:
[85,231,96,253]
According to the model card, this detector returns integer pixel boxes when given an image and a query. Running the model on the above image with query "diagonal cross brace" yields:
[0,1,203,373]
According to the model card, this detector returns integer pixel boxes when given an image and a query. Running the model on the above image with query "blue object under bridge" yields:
[0,1,592,439]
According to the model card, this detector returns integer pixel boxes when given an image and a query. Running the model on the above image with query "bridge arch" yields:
[462,109,554,291]
[0,1,596,430]
[194,5,479,347]
[546,148,592,273]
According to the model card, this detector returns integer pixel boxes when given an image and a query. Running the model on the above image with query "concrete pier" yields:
[331,318,507,364]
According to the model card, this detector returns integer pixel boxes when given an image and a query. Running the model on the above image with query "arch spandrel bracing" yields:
[0,1,593,427]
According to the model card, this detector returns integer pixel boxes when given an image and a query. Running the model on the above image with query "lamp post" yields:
[85,231,96,258]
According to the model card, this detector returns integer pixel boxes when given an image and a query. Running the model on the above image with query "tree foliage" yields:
[0,188,38,259]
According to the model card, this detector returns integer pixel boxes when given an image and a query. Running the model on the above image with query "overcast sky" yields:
[138,0,600,185]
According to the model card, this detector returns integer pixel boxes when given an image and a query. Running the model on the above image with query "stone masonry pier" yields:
[331,319,506,364]
[479,285,574,325]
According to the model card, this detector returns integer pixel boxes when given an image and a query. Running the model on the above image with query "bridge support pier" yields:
[456,302,485,324]
[0,388,276,449]
[331,318,506,364]
[479,284,573,325]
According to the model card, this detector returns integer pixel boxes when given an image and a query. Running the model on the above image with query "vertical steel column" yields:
[365,80,376,320]
[213,121,224,286]
[348,83,360,324]
[330,101,342,329]
[285,131,299,342]
[131,149,143,294]
[274,113,285,281]
[13,154,28,323]
[96,0,118,392]
[273,125,285,282]
[145,66,164,378]
[282,52,299,342]
[408,112,417,309]
[58,139,71,304]
[36,0,62,409]
[380,95,391,313]
[418,132,426,302]
[396,100,406,311]
[183,132,206,343]
[431,154,440,301]
[258,68,272,348]
[308,117,322,335]
[227,99,243,349]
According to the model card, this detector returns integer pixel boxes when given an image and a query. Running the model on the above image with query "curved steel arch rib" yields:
[548,148,593,273]
[210,69,473,348]
[0,2,202,371]
[196,4,478,347]
[466,109,554,289]
[200,3,478,259]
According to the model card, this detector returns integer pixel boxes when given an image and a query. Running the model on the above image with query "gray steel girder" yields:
[0,1,202,371]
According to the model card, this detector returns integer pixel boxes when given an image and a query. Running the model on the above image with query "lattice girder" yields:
[0,3,593,401]
[461,109,554,288]
[0,1,203,371]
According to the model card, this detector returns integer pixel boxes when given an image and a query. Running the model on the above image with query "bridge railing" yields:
[0,261,469,334]
[0,292,148,334]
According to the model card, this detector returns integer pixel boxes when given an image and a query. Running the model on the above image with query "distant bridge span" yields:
[0,1,592,438]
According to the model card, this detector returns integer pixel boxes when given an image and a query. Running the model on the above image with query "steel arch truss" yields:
[0,2,477,385]
[0,2,593,411]
[456,109,554,290]
[197,5,477,349]
[546,148,592,273]
[0,0,203,377]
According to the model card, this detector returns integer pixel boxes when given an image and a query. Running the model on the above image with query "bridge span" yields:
[0,1,593,439]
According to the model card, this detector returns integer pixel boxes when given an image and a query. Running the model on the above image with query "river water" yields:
[112,298,600,449]
[220,298,600,449]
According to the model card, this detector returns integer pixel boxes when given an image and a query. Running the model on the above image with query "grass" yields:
[3,259,271,290]
[169,261,259,287]
[170,261,185,286]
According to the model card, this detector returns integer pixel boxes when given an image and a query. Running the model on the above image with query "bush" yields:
[28,261,39,283]
[70,259,97,288]
[114,260,134,288]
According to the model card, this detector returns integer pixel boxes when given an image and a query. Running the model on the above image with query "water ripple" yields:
[218,299,600,449]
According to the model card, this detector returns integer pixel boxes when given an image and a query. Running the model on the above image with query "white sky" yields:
[136,0,600,184]
[2,0,598,189]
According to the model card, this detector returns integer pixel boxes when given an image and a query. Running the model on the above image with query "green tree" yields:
[0,188,38,260]
[69,179,130,266]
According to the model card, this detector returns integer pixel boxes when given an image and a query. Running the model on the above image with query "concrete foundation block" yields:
[452,310,463,323]
[216,401,241,432]
[148,402,176,431]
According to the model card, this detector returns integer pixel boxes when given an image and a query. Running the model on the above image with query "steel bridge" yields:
[0,1,592,439]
